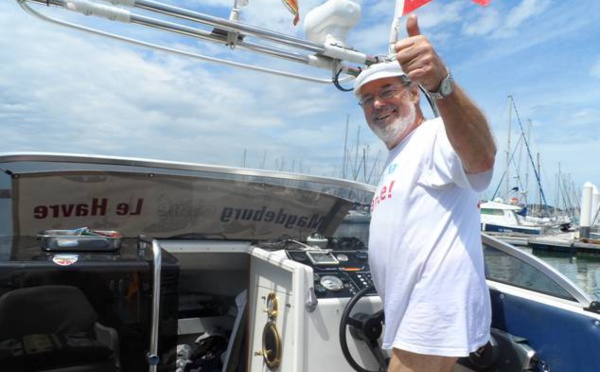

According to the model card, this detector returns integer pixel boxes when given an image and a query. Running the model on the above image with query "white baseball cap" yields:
[353,61,407,97]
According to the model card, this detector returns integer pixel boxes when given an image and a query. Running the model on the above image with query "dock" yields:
[486,232,600,255]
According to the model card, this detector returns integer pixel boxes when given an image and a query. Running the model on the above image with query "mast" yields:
[537,152,541,216]
[509,96,550,217]
[342,114,349,179]
[505,95,512,201]
[524,119,532,205]
[363,146,367,182]
[353,125,361,180]
[260,150,267,169]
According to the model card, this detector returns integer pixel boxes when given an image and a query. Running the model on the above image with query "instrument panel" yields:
[285,250,376,299]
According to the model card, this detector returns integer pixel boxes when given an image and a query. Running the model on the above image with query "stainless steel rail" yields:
[137,236,163,372]
[133,0,326,54]
[17,0,375,83]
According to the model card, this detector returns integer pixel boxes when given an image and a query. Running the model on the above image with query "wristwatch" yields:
[427,69,454,100]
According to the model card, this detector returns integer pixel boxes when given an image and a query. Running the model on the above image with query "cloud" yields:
[505,0,551,30]
[0,0,375,178]
[479,0,553,40]
[2,0,600,193]
[413,1,464,30]
[462,8,500,37]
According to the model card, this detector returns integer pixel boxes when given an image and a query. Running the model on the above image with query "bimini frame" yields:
[16,0,442,112]
[16,0,388,85]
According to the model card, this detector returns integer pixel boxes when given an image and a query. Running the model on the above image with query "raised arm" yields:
[394,14,496,174]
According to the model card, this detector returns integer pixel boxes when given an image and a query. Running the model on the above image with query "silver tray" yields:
[38,229,122,252]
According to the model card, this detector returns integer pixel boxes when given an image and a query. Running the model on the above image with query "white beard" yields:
[372,103,416,148]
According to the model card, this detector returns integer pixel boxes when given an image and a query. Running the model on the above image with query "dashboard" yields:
[285,249,376,299]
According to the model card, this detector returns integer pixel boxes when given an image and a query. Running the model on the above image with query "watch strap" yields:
[427,69,453,100]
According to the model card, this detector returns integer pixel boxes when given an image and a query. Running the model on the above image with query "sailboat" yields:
[483,96,561,238]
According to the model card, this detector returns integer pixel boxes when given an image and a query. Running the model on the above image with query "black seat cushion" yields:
[0,285,97,339]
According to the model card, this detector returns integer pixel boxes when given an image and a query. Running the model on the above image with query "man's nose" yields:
[373,96,387,109]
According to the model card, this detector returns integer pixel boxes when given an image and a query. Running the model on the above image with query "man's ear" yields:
[409,84,421,104]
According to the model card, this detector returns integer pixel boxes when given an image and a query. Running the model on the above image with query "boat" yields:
[1,152,600,372]
[5,1,600,371]
[488,181,600,254]
[480,200,544,235]
[343,208,371,224]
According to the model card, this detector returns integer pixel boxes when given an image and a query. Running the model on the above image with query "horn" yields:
[17,0,384,87]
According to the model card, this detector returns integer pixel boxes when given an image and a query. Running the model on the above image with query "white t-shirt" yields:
[368,117,492,357]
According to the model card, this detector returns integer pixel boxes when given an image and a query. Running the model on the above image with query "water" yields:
[520,247,600,300]
[335,221,600,301]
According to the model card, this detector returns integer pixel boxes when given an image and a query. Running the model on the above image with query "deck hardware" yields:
[265,292,279,319]
[146,353,160,366]
[305,286,318,312]
[259,321,282,370]
[585,300,600,314]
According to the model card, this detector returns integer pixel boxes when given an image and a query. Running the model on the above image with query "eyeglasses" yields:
[358,85,406,108]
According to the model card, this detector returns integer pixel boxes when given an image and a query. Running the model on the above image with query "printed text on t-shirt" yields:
[371,180,395,212]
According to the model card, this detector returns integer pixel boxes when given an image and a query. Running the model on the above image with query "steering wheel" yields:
[339,284,388,372]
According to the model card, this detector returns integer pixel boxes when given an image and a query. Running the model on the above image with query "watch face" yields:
[441,76,453,96]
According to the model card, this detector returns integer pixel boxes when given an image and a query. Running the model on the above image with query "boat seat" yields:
[0,285,120,372]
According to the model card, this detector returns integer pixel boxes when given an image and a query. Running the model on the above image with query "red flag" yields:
[281,0,300,26]
[402,0,434,15]
[401,0,490,15]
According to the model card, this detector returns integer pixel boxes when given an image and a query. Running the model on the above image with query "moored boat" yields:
[480,201,544,235]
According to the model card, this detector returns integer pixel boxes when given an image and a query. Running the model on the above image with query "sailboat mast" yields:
[524,119,531,205]
[505,95,512,201]
[354,126,361,180]
[509,96,550,217]
[342,114,349,179]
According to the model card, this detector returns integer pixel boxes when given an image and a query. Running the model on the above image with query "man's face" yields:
[358,77,419,148]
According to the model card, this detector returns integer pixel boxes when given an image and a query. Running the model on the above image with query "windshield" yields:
[482,234,593,305]
[0,154,374,242]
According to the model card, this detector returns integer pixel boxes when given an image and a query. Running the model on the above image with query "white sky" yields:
[2,0,599,208]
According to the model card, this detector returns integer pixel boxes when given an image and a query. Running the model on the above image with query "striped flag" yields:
[281,0,300,25]
[401,0,490,15]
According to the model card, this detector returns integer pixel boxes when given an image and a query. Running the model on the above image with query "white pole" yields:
[580,182,594,239]
[592,185,600,226]
[389,1,406,54]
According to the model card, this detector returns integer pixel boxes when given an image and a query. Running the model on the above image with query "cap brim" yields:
[354,61,406,97]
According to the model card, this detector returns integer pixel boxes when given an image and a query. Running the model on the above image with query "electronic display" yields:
[306,251,339,266]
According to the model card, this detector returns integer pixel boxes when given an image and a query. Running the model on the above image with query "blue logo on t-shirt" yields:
[388,164,397,174]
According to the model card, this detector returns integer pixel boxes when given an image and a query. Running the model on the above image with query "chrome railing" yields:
[16,0,383,85]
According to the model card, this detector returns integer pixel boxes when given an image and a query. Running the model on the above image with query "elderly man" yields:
[354,15,496,372]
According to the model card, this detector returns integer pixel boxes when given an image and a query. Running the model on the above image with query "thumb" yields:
[406,14,421,37]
